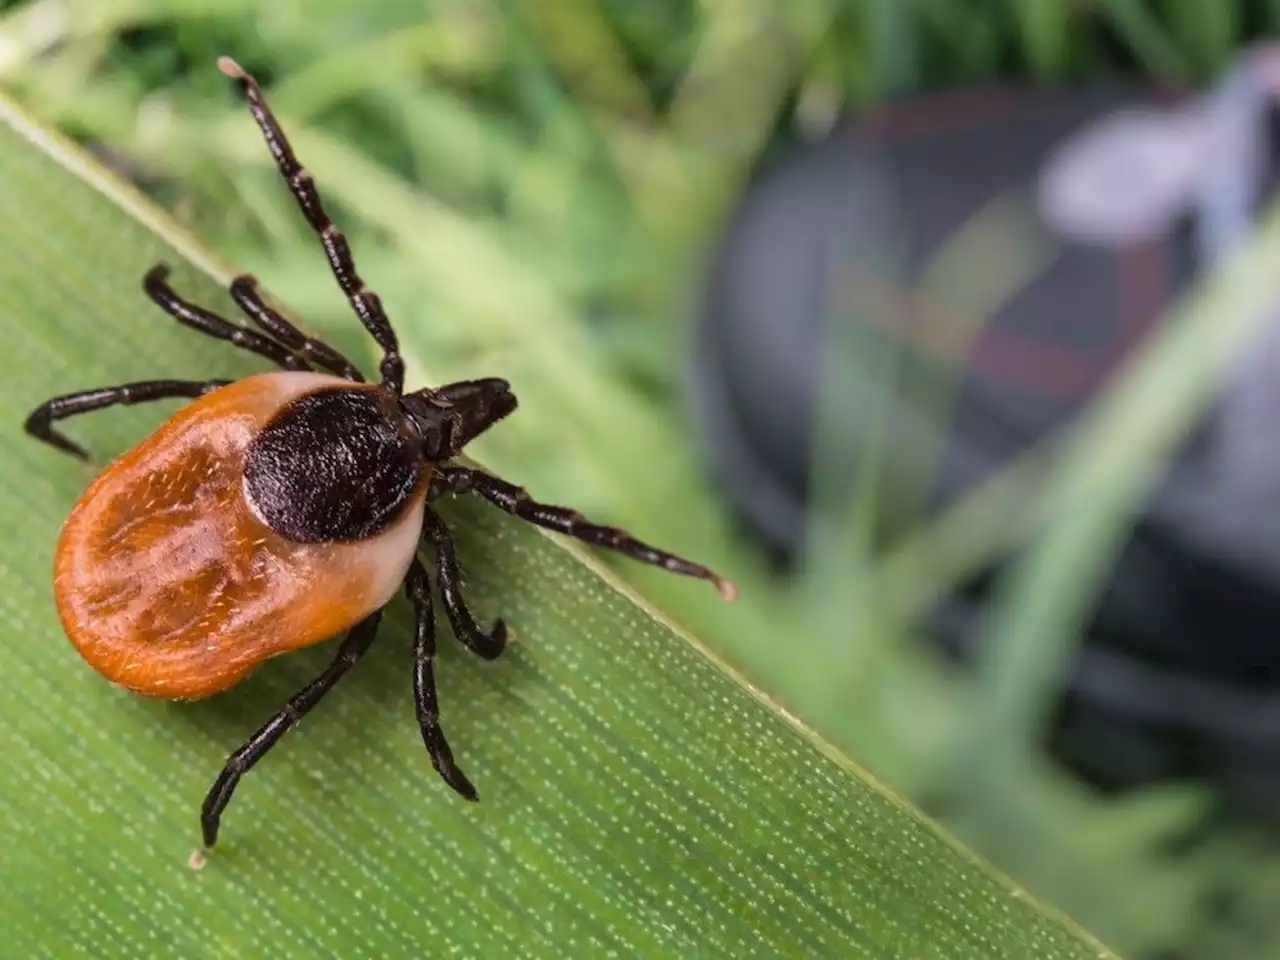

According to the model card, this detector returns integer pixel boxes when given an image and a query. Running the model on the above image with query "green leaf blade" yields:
[0,92,1112,959]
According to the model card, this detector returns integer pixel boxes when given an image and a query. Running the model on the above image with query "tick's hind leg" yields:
[421,509,507,660]
[200,611,382,848]
[431,466,737,600]
[229,275,364,382]
[144,265,312,373]
[24,379,229,459]
[405,557,478,800]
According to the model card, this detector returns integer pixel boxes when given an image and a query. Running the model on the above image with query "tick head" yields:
[402,378,518,461]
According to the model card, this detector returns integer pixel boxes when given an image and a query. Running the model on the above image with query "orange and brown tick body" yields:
[25,56,734,850]
[55,372,429,699]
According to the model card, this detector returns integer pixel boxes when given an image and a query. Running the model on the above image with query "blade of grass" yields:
[1006,0,1074,80]
[0,87,1118,958]
[959,197,1280,795]
[1095,0,1192,81]
[1166,0,1238,79]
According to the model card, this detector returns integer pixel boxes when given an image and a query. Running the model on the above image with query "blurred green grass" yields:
[6,2,1280,957]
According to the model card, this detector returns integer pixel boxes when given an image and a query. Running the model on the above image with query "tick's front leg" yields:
[430,466,736,600]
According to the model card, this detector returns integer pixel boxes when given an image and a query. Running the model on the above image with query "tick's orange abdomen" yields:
[53,372,429,699]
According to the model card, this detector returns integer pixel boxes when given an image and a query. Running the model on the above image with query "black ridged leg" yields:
[218,57,405,394]
[144,264,311,372]
[405,557,478,801]
[24,379,230,459]
[421,508,507,660]
[229,274,364,382]
[431,466,737,600]
[200,611,383,848]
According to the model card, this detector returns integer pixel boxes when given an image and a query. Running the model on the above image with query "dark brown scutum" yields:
[244,387,423,543]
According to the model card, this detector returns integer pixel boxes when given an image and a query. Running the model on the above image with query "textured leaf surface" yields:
[0,92,1113,958]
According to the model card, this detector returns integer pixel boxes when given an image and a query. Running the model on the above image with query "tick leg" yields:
[431,466,737,600]
[405,557,478,800]
[229,274,365,382]
[24,379,230,460]
[217,57,405,394]
[144,264,311,372]
[422,507,507,660]
[200,611,382,848]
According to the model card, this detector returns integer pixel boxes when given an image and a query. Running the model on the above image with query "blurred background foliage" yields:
[5,1,1280,957]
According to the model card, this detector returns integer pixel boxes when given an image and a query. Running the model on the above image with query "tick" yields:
[25,56,735,849]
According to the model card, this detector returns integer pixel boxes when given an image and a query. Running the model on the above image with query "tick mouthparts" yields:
[715,576,738,602]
